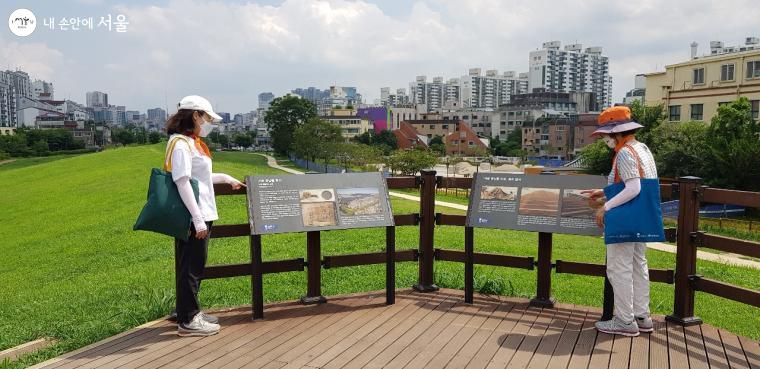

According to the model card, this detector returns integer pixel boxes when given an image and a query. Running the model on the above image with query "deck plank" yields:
[721,329,752,369]
[484,305,545,369]
[30,288,759,369]
[445,299,516,369]
[544,306,589,369]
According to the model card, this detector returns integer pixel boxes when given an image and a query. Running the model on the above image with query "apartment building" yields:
[528,41,612,109]
[460,68,528,109]
[645,39,760,123]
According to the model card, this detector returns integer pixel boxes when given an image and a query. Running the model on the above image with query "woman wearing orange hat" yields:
[583,105,662,337]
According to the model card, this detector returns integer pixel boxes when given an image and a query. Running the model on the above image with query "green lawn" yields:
[1,144,758,368]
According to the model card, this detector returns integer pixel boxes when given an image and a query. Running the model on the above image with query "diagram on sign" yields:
[518,188,560,217]
[466,173,606,236]
[560,189,595,219]
[247,173,394,234]
[337,188,382,216]
[480,186,517,201]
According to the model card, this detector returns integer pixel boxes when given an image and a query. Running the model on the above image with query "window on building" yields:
[429,125,434,129]
[690,104,704,121]
[746,60,760,79]
[693,68,705,84]
[442,125,448,129]
[468,141,474,147]
[721,64,735,81]
[669,105,681,121]
[751,100,759,120]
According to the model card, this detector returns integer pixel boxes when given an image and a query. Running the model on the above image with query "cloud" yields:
[0,36,64,81]
[6,0,760,112]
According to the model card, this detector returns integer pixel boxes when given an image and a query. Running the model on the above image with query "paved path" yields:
[257,153,759,269]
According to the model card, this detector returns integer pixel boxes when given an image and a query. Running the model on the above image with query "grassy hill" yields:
[0,144,758,367]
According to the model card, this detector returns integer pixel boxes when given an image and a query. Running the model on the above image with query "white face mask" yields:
[199,122,216,137]
[602,136,616,149]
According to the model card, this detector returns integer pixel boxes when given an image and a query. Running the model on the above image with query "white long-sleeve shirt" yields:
[167,135,241,232]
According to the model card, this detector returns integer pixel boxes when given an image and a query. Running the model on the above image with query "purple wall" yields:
[357,107,388,132]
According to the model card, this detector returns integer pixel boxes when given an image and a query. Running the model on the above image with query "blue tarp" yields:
[661,200,745,218]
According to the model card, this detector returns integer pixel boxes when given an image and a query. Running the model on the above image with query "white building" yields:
[623,74,646,105]
[703,37,760,58]
[86,91,109,107]
[1,70,33,128]
[410,76,461,112]
[32,79,54,101]
[528,41,613,108]
[388,103,424,130]
[258,92,275,110]
[460,68,528,110]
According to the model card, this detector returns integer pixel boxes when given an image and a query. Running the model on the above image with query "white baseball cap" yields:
[177,95,222,122]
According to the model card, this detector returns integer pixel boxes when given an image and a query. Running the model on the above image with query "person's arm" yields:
[604,177,641,211]
[176,176,207,233]
[211,173,242,185]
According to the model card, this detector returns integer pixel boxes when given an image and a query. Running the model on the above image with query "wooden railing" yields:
[666,178,760,324]
[202,172,758,323]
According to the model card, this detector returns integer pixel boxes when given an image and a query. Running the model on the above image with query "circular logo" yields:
[8,9,36,37]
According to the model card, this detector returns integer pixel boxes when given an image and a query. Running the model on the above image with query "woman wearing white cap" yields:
[165,95,245,336]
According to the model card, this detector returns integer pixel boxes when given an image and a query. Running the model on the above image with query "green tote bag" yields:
[133,136,200,241]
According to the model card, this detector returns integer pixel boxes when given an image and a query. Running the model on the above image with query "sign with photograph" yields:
[466,173,608,236]
[246,172,394,234]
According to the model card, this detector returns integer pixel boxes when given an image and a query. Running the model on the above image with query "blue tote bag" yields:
[602,145,665,244]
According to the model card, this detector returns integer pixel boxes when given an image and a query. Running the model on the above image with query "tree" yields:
[579,139,613,175]
[113,128,135,145]
[31,140,49,156]
[702,97,760,191]
[148,131,162,144]
[429,135,445,156]
[233,133,253,148]
[650,121,709,180]
[628,100,666,147]
[353,129,397,155]
[264,94,318,154]
[334,143,382,171]
[218,134,230,148]
[493,129,523,157]
[292,118,344,166]
[385,148,438,175]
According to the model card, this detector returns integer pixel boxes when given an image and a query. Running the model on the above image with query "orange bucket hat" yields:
[591,106,643,136]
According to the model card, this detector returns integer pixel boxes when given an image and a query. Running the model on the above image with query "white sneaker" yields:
[595,316,640,337]
[636,315,654,333]
[178,313,220,337]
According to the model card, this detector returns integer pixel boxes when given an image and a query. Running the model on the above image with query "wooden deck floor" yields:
[34,289,758,369]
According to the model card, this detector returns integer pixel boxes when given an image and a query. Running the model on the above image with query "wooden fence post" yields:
[531,232,555,307]
[666,176,702,325]
[386,226,396,305]
[302,231,326,304]
[414,170,439,292]
[464,226,474,303]
[251,234,264,319]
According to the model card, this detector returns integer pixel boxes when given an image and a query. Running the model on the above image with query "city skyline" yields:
[2,0,758,113]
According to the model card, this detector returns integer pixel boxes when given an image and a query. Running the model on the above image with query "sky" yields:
[2,0,759,114]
